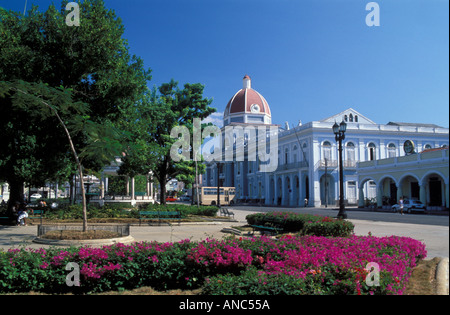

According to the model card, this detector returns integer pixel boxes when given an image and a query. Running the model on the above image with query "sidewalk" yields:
[1,209,447,256]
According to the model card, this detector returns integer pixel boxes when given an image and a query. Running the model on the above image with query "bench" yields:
[250,217,286,236]
[139,210,181,226]
[28,209,44,224]
[219,208,235,218]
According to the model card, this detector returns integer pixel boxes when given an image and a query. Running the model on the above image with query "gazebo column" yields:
[104,177,109,195]
[100,173,105,199]
[131,177,135,199]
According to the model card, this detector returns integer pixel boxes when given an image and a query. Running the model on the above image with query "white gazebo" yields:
[88,157,156,206]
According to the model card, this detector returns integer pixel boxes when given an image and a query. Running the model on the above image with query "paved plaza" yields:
[0,208,448,258]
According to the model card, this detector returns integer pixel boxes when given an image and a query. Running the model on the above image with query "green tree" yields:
[119,80,215,205]
[0,1,151,219]
[0,80,124,230]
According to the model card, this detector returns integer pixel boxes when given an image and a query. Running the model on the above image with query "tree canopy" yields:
[0,0,217,212]
[0,0,151,211]
[118,80,215,204]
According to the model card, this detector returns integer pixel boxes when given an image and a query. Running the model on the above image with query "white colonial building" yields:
[202,75,449,208]
[357,147,449,210]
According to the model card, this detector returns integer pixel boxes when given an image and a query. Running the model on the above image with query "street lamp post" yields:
[333,120,347,219]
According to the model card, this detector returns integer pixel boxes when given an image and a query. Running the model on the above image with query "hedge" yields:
[245,212,354,237]
[42,203,219,221]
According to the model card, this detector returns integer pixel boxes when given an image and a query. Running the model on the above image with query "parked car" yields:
[392,199,425,213]
[178,195,191,202]
[30,193,42,200]
[165,196,177,202]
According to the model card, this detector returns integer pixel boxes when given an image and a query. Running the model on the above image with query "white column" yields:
[298,170,303,207]
[289,174,294,206]
[377,185,382,208]
[105,177,109,194]
[445,181,449,209]
[419,182,426,206]
[274,175,279,205]
[358,185,365,207]
[101,174,105,199]
[283,174,289,206]
[397,184,403,201]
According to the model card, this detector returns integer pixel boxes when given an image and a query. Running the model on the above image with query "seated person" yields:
[17,207,28,226]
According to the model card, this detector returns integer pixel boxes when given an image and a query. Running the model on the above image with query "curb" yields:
[32,235,135,247]
[129,221,225,226]
[436,257,449,295]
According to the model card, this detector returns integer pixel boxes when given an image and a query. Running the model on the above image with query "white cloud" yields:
[202,112,224,128]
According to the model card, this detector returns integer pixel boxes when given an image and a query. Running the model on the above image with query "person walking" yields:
[399,197,404,215]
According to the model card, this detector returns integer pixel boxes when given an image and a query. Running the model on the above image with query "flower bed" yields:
[0,234,426,295]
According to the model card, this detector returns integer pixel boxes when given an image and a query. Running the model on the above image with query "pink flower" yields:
[149,255,159,263]
[39,262,49,269]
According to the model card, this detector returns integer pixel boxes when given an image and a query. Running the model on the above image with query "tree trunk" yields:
[7,180,24,214]
[12,87,88,231]
[159,176,167,205]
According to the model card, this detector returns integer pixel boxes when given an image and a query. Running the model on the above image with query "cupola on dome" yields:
[223,75,272,126]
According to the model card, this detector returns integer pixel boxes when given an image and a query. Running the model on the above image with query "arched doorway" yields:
[320,174,335,206]
[304,175,310,206]
[379,176,398,206]
[398,174,420,201]
[421,172,447,208]
[294,175,299,206]
[277,177,282,206]
[269,178,275,205]
[358,177,378,208]
[284,176,291,206]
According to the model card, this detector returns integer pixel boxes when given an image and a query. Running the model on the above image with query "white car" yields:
[30,193,42,199]
[392,200,425,213]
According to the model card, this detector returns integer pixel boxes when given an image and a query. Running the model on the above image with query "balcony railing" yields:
[276,161,309,171]
[316,159,357,169]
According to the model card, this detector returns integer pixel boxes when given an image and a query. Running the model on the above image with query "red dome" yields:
[224,76,271,118]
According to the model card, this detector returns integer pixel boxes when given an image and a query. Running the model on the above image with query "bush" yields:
[245,212,354,237]
[140,204,218,217]
[0,234,427,295]
[202,267,321,295]
[302,218,355,237]
[41,203,219,221]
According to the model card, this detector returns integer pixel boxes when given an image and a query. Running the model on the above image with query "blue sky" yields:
[2,0,449,128]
